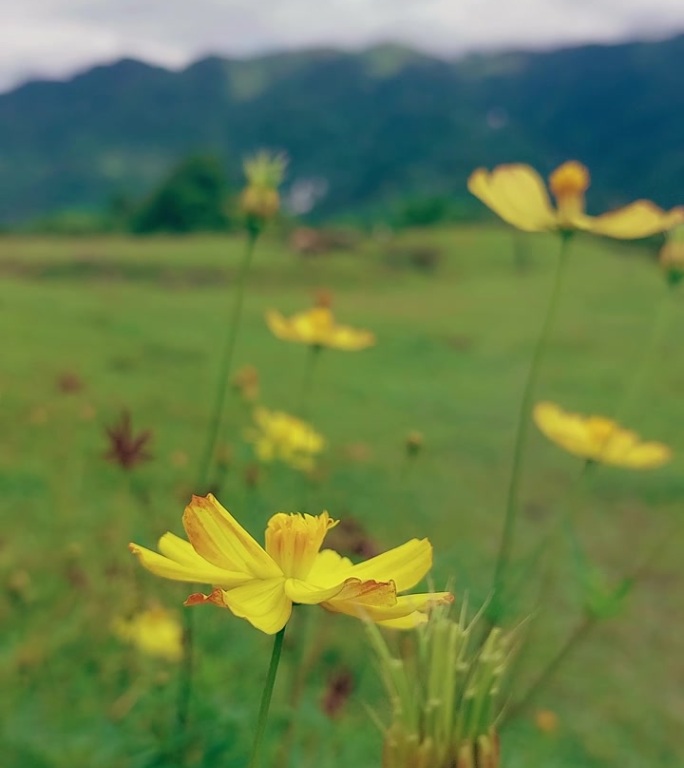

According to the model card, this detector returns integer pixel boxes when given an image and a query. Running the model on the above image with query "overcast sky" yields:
[3,0,684,92]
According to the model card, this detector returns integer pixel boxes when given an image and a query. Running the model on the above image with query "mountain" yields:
[0,36,683,223]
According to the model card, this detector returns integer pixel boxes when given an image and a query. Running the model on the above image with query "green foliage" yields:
[1,37,684,224]
[0,228,682,767]
[130,155,231,234]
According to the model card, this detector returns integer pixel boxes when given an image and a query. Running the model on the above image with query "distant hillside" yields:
[0,36,683,223]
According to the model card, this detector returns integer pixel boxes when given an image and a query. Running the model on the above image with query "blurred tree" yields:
[131,155,231,233]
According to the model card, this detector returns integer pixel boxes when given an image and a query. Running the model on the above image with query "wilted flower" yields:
[533,401,671,468]
[114,606,183,662]
[266,306,375,351]
[240,151,287,223]
[246,407,324,472]
[369,604,512,768]
[232,364,260,402]
[468,161,683,238]
[321,668,355,719]
[130,494,452,635]
[104,410,153,471]
[56,371,84,394]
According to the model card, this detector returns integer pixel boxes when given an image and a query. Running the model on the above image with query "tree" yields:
[131,155,230,233]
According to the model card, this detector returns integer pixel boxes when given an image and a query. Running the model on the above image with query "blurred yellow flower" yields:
[468,161,683,238]
[130,494,452,635]
[114,606,183,662]
[266,306,375,350]
[240,151,286,222]
[533,401,671,468]
[246,407,324,471]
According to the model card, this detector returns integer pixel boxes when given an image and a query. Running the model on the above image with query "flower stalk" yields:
[489,232,572,622]
[248,627,286,768]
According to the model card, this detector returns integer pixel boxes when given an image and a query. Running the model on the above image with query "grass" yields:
[0,227,682,767]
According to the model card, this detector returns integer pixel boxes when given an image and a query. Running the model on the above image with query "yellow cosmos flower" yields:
[468,161,683,238]
[114,606,183,662]
[533,401,671,468]
[129,494,452,635]
[246,407,324,471]
[266,306,375,351]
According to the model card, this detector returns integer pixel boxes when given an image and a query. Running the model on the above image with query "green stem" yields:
[196,227,261,491]
[249,628,286,768]
[489,232,572,620]
[176,226,261,744]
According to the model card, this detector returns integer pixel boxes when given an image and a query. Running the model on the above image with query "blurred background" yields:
[1,2,683,767]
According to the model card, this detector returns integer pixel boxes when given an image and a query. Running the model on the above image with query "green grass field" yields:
[1,228,682,768]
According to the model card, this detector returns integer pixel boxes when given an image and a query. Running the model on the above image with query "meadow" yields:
[1,226,682,768]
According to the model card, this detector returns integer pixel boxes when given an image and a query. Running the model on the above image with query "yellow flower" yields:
[130,494,452,635]
[468,161,683,238]
[533,401,671,468]
[266,306,375,350]
[114,606,183,662]
[246,407,325,471]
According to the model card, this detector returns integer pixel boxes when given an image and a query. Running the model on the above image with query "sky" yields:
[3,0,684,92]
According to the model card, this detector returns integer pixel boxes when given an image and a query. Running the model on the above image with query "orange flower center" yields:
[264,512,338,579]
[548,161,590,223]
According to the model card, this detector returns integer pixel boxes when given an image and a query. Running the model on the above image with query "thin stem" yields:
[176,226,261,745]
[489,233,572,621]
[507,513,683,721]
[249,627,287,768]
[196,226,261,491]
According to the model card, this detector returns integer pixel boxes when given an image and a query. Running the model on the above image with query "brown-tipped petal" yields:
[182,494,280,579]
[345,538,433,592]
[185,588,227,607]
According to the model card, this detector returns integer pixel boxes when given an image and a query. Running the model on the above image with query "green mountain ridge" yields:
[1,35,683,223]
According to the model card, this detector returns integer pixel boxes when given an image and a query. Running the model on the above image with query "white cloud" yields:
[1,0,683,91]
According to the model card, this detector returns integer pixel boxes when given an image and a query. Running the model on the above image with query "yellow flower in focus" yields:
[240,151,286,222]
[130,494,452,635]
[114,606,183,662]
[246,407,324,471]
[266,306,375,351]
[533,401,671,469]
[468,161,684,238]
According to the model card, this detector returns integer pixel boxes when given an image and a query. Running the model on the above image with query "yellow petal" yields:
[375,612,429,629]
[283,577,348,604]
[182,494,281,579]
[129,541,251,586]
[327,325,376,351]
[325,587,453,623]
[468,165,557,232]
[345,538,433,591]
[608,440,672,469]
[265,310,295,342]
[584,202,684,240]
[220,578,292,634]
[307,548,356,588]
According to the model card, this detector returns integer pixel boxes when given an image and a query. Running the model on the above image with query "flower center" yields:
[265,512,338,579]
[549,161,590,224]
